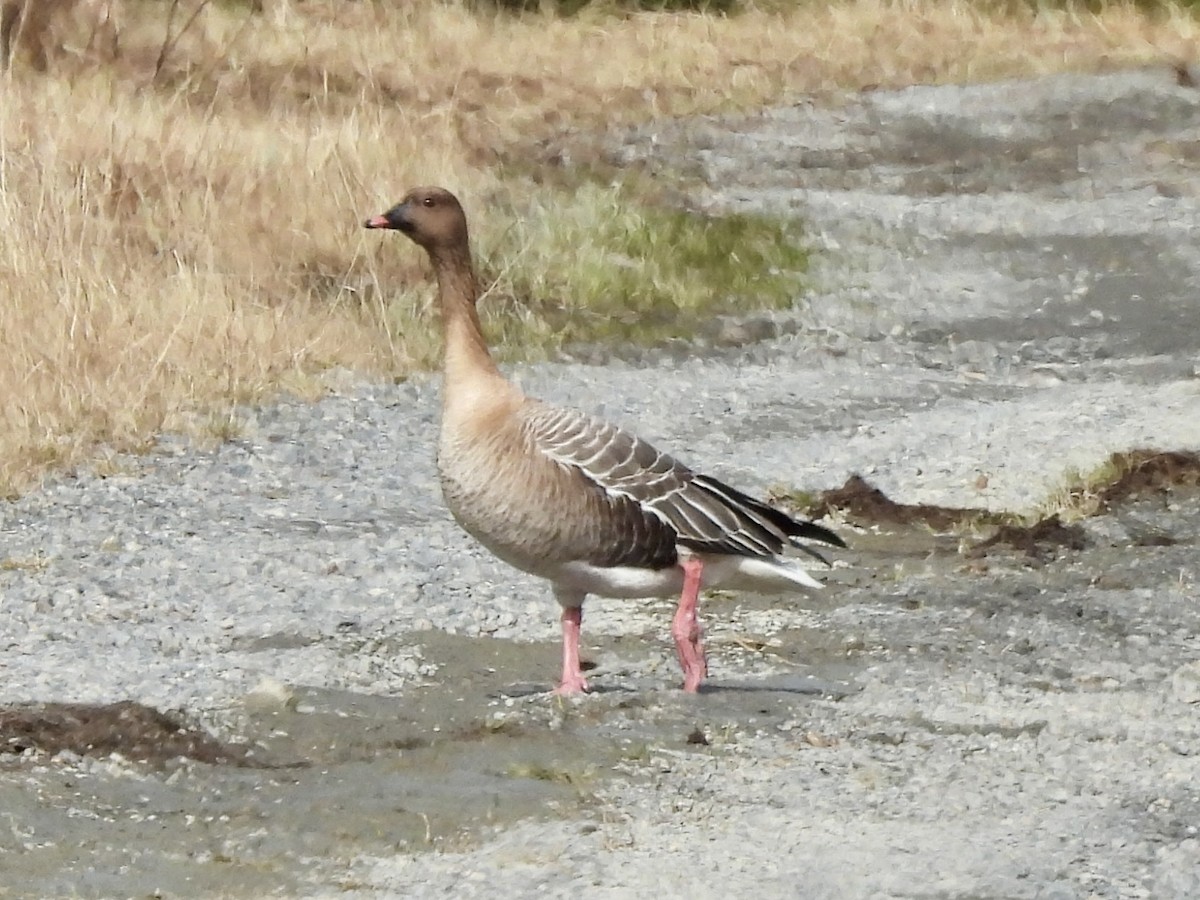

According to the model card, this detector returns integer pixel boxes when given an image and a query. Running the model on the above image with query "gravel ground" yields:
[2,67,1200,898]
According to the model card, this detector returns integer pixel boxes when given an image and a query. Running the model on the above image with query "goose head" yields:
[364,186,469,254]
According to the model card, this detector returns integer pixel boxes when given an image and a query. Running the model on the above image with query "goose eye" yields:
[422,197,435,208]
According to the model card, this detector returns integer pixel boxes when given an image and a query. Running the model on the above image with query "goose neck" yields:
[429,246,500,382]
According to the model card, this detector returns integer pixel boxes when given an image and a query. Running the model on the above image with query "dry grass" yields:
[1,0,1198,495]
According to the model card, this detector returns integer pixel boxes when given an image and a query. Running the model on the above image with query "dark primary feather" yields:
[687,474,845,565]
[522,403,842,566]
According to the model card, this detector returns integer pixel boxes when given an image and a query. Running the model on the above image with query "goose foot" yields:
[554,675,590,695]
[555,605,590,695]
[672,557,708,693]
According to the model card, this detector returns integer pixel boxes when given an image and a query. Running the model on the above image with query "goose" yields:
[364,187,845,694]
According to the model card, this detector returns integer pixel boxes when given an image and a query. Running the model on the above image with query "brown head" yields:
[364,186,469,255]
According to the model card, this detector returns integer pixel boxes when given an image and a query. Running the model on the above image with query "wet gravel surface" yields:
[2,67,1200,898]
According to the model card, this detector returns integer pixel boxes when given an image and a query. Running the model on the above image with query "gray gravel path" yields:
[2,67,1200,898]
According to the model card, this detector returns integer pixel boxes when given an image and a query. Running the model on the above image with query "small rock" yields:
[244,677,296,711]
[803,731,838,748]
[1171,662,1200,704]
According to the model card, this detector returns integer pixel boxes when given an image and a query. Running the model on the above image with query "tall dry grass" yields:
[1,0,1197,495]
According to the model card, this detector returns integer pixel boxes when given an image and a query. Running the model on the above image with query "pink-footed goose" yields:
[365,186,845,694]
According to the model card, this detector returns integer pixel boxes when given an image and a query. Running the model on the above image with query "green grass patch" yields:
[1037,449,1200,521]
[0,554,49,573]
[504,761,594,785]
[470,183,807,360]
[1040,458,1126,522]
[767,483,820,514]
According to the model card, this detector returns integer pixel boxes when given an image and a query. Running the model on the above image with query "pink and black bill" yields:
[363,202,413,233]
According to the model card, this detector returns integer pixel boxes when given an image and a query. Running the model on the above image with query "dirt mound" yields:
[1086,450,1200,509]
[966,515,1089,561]
[0,701,265,767]
[807,474,1002,531]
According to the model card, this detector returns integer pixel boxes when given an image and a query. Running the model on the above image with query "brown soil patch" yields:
[1087,450,1200,509]
[808,475,1088,561]
[966,515,1089,561]
[0,701,266,768]
[808,474,1003,531]
[809,452,1200,560]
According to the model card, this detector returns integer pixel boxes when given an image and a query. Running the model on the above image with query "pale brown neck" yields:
[429,244,501,383]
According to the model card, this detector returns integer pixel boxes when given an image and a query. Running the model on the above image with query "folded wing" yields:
[521,402,844,567]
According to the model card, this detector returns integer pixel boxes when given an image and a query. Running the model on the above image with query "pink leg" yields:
[672,557,708,693]
[554,605,590,695]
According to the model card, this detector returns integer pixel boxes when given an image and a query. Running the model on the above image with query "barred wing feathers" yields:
[521,403,844,567]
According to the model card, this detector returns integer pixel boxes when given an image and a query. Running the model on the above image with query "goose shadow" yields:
[493,674,860,700]
[698,675,860,698]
